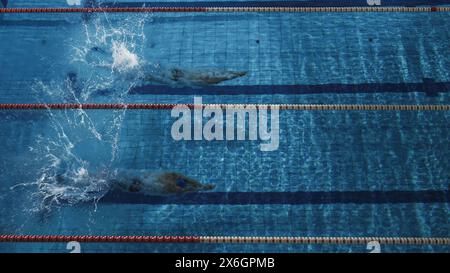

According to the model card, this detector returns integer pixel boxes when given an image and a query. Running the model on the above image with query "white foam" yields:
[73,167,89,183]
[111,41,139,72]
[66,0,81,6]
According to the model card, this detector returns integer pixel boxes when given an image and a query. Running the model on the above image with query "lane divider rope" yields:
[0,103,448,111]
[0,235,448,245]
[0,7,449,13]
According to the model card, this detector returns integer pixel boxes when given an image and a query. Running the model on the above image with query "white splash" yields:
[22,12,152,213]
[111,41,139,72]
[73,167,89,183]
[66,0,81,6]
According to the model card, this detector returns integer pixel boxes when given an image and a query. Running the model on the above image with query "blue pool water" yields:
[0,0,449,252]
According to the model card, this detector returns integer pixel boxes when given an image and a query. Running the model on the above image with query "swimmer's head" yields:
[176,177,215,192]
[234,71,247,77]
[160,172,215,194]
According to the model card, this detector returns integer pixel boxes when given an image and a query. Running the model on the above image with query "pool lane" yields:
[99,1,450,8]
[99,187,450,205]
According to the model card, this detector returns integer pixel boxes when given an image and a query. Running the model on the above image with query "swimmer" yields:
[85,46,247,87]
[44,169,215,204]
[111,170,215,196]
[144,68,247,87]
[34,170,214,221]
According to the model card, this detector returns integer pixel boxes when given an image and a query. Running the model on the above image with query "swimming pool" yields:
[0,0,449,253]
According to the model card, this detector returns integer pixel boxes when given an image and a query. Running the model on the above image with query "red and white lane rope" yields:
[0,7,449,13]
[0,103,448,111]
[0,235,449,245]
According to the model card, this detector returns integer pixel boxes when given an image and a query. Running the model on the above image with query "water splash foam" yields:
[17,12,152,213]
[112,41,140,72]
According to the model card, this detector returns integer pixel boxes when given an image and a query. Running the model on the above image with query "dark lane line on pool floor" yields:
[128,78,449,97]
[99,188,450,205]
